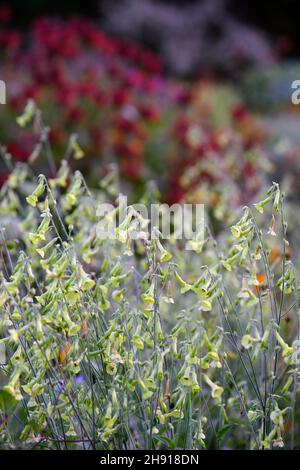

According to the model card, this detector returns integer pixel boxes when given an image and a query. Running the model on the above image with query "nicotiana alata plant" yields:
[0,106,299,450]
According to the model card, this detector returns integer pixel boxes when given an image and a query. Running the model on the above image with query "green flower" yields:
[16,99,36,128]
[106,362,117,375]
[132,336,144,350]
[241,334,256,350]
[141,282,155,304]
[204,374,224,399]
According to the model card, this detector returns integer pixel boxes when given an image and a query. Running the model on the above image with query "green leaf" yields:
[0,389,18,416]
[216,423,237,443]
[153,434,177,450]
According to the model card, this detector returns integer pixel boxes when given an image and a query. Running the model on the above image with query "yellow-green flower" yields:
[106,362,117,375]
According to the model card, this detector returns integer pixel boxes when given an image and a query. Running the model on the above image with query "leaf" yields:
[0,389,18,416]
[153,434,177,450]
[216,423,237,443]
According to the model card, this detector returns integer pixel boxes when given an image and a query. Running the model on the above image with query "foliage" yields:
[0,110,299,450]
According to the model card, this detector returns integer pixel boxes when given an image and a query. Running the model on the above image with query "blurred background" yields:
[3,0,300,75]
[1,0,300,218]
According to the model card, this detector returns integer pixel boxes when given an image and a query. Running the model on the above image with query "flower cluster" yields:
[0,118,299,448]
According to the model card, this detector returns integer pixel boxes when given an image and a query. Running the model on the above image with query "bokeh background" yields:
[1,0,300,217]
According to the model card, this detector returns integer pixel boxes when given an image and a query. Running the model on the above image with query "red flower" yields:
[231,105,250,122]
[112,89,131,107]
[138,104,160,123]
[120,159,142,180]
[0,30,21,51]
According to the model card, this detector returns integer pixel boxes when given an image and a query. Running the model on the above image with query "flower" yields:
[204,374,224,399]
[267,214,277,236]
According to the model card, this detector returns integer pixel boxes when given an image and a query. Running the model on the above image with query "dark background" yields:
[3,0,300,58]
